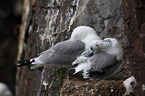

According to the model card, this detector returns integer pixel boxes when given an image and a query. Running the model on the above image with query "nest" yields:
[60,77,125,96]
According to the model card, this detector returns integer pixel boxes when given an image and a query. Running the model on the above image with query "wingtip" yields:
[17,59,34,67]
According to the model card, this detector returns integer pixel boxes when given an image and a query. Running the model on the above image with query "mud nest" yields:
[60,77,125,96]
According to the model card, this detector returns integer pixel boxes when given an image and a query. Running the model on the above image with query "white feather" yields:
[0,82,13,96]
[123,76,137,95]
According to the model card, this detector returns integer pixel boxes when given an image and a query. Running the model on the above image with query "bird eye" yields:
[90,47,93,50]
[104,39,110,42]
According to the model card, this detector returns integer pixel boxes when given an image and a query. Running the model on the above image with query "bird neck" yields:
[82,34,101,49]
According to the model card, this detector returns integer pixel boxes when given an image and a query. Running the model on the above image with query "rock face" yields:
[122,0,145,95]
[16,0,145,96]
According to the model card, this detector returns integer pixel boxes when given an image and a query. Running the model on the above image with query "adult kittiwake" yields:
[17,26,101,69]
[73,38,123,80]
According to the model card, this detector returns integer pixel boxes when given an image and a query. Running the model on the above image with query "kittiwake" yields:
[73,38,123,80]
[17,26,101,69]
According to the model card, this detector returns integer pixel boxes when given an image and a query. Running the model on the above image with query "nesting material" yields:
[60,78,125,96]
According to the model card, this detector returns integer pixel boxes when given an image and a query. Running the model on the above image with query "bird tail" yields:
[30,63,49,69]
[17,59,35,67]
[17,59,50,69]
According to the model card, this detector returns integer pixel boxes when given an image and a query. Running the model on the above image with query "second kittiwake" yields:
[72,38,123,80]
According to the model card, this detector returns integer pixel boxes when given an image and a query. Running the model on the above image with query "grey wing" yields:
[88,52,117,73]
[35,40,85,66]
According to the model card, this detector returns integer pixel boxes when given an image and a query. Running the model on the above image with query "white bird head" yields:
[70,26,101,49]
[88,38,123,61]
[103,38,119,48]
[123,76,137,96]
[89,39,111,54]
